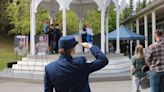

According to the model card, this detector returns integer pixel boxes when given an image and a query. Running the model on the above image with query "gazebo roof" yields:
[38,0,111,9]
[36,0,115,18]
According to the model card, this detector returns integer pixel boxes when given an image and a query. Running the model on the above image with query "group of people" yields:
[131,29,164,92]
[81,24,94,52]
[43,29,163,92]
[43,22,62,54]
[44,35,108,92]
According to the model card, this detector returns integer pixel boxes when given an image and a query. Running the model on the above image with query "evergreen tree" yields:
[130,0,133,15]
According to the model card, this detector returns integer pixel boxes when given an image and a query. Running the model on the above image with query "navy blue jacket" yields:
[44,46,109,92]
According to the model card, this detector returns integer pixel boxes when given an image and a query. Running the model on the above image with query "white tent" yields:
[30,0,122,55]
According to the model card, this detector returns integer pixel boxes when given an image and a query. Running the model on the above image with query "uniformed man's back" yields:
[44,36,109,92]
[45,56,91,92]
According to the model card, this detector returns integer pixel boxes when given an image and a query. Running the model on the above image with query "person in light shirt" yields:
[85,24,94,53]
[86,24,94,43]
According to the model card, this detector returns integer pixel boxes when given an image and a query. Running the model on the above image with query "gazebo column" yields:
[30,0,36,55]
[94,0,111,53]
[136,19,140,45]
[30,0,43,55]
[101,10,106,53]
[112,0,120,53]
[78,17,83,35]
[50,17,53,24]
[49,13,54,24]
[105,10,109,53]
[115,7,120,53]
[130,22,133,57]
[49,7,56,25]
[130,22,133,31]
[152,10,156,44]
[62,8,67,36]
[78,3,84,35]
[75,17,83,53]
[56,0,72,36]
[144,15,148,49]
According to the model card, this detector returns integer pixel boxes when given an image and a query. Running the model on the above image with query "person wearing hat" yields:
[44,35,109,92]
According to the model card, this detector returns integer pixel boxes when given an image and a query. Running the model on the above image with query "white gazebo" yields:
[30,0,124,55]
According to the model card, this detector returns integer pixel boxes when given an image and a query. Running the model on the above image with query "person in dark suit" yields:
[44,35,109,92]
[81,25,87,52]
[48,24,55,54]
[54,24,62,53]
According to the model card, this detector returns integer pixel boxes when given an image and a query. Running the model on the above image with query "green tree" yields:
[130,0,134,15]
[136,0,147,12]
[0,0,11,35]
[84,9,101,34]
[121,0,134,20]
[143,0,146,8]
[108,6,116,32]
[83,7,117,34]
[6,0,31,35]
[6,0,49,35]
[54,10,79,35]
[36,8,49,34]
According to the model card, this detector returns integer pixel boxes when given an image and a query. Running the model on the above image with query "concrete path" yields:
[0,80,150,92]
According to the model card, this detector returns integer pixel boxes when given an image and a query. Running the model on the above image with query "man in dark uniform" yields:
[48,24,55,54]
[44,35,109,92]
[54,24,62,53]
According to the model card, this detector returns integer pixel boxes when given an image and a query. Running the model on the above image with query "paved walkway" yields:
[0,80,149,92]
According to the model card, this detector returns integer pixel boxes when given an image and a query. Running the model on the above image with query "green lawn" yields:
[0,35,20,70]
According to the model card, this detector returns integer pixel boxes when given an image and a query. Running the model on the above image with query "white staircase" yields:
[12,57,50,75]
[12,55,131,75]
[94,57,131,74]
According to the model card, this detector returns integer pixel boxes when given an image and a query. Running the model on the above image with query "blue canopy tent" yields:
[108,25,145,40]
[108,25,146,58]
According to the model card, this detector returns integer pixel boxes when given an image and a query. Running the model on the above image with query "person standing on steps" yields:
[48,24,55,54]
[81,24,87,53]
[54,24,62,54]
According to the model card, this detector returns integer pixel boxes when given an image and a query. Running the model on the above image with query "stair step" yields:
[94,68,130,74]
[17,61,50,66]
[12,55,131,76]
[12,65,44,71]
[12,65,130,74]
[22,58,53,62]
[103,63,130,70]
[13,70,44,75]
[13,68,130,75]
[14,62,130,70]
